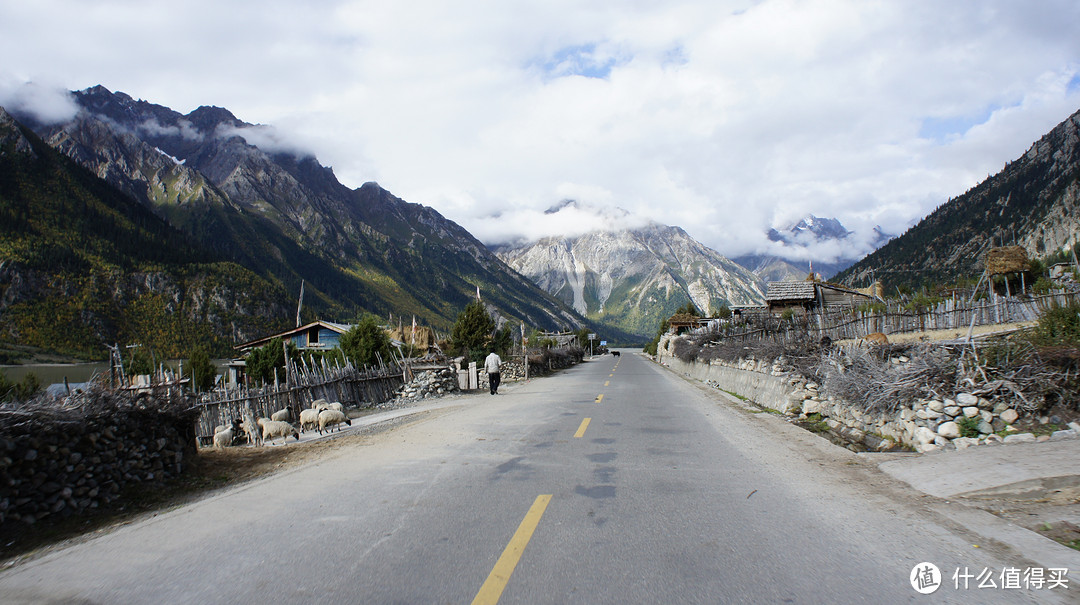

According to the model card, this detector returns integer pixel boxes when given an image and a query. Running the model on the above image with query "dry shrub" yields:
[819,344,956,414]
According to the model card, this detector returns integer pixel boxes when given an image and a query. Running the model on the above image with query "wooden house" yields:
[666,313,711,335]
[765,281,879,316]
[234,320,353,354]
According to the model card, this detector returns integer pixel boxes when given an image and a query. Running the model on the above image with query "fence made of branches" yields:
[194,357,404,443]
[700,289,1080,344]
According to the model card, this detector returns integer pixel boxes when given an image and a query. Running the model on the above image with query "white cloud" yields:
[0,77,78,124]
[215,123,314,159]
[138,118,204,141]
[0,0,1079,262]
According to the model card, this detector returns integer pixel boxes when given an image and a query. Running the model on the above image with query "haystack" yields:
[985,246,1029,275]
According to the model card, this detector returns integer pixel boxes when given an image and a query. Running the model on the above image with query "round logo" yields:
[910,562,942,594]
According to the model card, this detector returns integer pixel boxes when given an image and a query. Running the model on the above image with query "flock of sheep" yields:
[211,398,353,449]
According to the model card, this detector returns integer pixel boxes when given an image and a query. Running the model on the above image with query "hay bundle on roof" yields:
[985,246,1029,275]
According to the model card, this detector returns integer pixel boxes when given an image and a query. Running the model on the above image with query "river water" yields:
[0,362,109,385]
[0,360,231,387]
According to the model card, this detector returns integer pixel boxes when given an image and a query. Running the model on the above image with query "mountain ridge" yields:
[494,223,765,340]
[835,107,1080,288]
[1,86,591,358]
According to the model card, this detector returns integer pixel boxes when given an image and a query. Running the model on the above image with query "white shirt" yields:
[484,352,502,373]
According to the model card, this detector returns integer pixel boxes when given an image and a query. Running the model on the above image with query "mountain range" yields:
[836,107,1080,288]
[6,83,1076,359]
[733,216,894,281]
[494,223,765,339]
[1,86,587,360]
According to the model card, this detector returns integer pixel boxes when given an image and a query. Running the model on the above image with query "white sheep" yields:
[258,418,299,445]
[299,408,320,434]
[242,413,262,447]
[213,427,234,450]
[326,401,344,412]
[311,398,330,412]
[270,408,291,422]
[317,409,351,435]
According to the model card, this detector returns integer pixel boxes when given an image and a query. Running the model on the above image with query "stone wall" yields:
[0,397,199,529]
[657,334,1080,452]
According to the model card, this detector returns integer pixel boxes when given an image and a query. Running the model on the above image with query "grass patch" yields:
[802,412,831,433]
[957,416,982,438]
[1035,521,1080,552]
[721,389,748,401]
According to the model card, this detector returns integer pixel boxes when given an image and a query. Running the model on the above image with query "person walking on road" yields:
[485,349,502,395]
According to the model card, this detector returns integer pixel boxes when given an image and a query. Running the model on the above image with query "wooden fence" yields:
[195,359,405,443]
[697,289,1080,344]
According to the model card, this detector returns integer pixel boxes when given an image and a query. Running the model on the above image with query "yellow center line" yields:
[471,494,553,605]
[604,381,610,387]
[595,394,604,403]
[609,373,614,377]
[574,417,591,438]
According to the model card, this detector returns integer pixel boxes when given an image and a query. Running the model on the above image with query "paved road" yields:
[1,353,1073,603]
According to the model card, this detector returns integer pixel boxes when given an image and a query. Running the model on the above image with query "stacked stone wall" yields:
[0,396,199,529]
[657,335,1080,452]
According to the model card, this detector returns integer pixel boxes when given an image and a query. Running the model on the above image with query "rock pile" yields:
[790,382,1080,453]
[0,393,198,529]
[393,368,459,402]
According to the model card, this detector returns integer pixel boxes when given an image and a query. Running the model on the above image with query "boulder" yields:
[962,406,980,418]
[914,426,936,446]
[927,400,945,413]
[1003,433,1036,444]
[955,393,979,406]
[1050,429,1078,441]
[999,409,1019,424]
[937,421,961,439]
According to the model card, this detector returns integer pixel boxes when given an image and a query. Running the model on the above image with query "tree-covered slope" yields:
[19,87,585,335]
[0,108,290,360]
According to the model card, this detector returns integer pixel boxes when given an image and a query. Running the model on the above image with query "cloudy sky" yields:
[2,0,1079,263]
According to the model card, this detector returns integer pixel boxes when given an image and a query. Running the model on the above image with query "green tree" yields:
[124,346,154,377]
[244,338,287,386]
[492,325,515,356]
[451,300,496,363]
[188,347,217,393]
[712,304,732,319]
[675,301,700,317]
[339,314,394,367]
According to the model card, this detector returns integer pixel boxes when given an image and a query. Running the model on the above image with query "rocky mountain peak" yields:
[836,105,1080,288]
[496,223,764,339]
[769,215,852,243]
[185,106,241,134]
[0,107,36,157]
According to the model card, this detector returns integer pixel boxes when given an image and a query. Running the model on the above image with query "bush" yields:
[957,416,981,438]
[1032,276,1055,294]
[1031,302,1080,347]
[339,314,394,368]
[0,372,41,403]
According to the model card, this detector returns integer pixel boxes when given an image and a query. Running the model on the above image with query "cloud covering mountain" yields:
[2,1,1080,265]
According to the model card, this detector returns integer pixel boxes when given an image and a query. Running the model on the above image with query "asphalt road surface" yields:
[0,352,1072,604]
